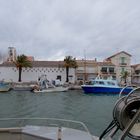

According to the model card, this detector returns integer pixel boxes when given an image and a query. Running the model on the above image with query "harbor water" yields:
[0,90,120,137]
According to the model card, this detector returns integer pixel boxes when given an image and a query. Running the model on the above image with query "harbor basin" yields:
[0,90,121,137]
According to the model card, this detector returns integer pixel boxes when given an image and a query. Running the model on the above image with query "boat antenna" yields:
[84,49,87,83]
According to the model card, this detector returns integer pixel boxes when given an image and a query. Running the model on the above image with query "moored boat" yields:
[0,82,11,92]
[33,86,68,93]
[81,76,133,94]
[12,82,36,91]
[32,75,68,93]
[13,85,34,91]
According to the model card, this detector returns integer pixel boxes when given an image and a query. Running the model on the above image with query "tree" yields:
[120,71,130,84]
[64,56,78,82]
[13,54,32,82]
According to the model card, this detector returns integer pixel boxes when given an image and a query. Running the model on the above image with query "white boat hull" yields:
[13,86,33,91]
[33,86,68,93]
[0,87,10,92]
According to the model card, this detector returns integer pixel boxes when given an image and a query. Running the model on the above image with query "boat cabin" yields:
[86,76,119,87]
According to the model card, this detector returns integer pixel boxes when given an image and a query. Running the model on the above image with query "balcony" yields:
[77,69,97,74]
[109,71,116,74]
[100,69,116,75]
[119,63,127,66]
[101,71,108,74]
[77,70,84,73]
[101,72,116,75]
[132,72,140,77]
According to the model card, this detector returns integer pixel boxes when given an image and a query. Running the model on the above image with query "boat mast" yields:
[84,49,87,83]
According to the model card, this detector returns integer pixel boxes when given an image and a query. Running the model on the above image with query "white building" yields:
[131,64,140,85]
[76,51,132,84]
[105,51,132,83]
[7,47,16,62]
[0,50,134,85]
[0,61,75,84]
[76,60,116,84]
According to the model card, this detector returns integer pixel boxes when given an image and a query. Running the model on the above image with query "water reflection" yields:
[0,90,118,136]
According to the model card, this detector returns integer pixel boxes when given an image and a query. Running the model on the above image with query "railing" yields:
[0,117,92,135]
[119,63,127,65]
[100,71,116,74]
[132,73,140,76]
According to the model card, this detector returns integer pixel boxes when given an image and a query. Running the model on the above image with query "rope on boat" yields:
[99,120,119,140]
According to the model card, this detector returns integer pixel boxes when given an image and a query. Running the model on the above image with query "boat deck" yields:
[0,126,96,140]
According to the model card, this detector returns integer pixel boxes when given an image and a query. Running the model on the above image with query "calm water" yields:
[0,90,120,137]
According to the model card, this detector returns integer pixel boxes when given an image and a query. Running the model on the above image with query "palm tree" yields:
[64,56,78,82]
[13,54,32,82]
[120,71,130,84]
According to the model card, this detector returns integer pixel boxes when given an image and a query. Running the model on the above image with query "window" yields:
[135,70,140,74]
[120,57,127,65]
[77,76,83,80]
[121,57,125,63]
[99,81,105,85]
[57,75,61,81]
[101,67,107,73]
[109,67,114,73]
[107,82,115,85]
[121,67,125,73]
[69,75,73,81]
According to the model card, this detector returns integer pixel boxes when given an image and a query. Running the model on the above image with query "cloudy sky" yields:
[0,0,140,63]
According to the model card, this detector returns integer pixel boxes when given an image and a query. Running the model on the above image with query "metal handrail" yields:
[124,87,140,104]
[0,117,93,138]
[119,85,137,99]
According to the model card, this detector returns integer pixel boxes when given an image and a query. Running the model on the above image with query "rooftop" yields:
[105,51,132,61]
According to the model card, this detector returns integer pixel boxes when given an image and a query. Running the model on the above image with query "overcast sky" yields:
[0,0,140,64]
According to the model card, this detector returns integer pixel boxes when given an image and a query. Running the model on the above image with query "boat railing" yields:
[119,84,138,98]
[0,117,92,136]
[124,86,140,104]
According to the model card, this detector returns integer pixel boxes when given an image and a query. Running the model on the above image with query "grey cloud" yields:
[0,0,140,63]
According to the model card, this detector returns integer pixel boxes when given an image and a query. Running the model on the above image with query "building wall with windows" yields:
[75,51,132,84]
[131,64,140,84]
[105,51,132,83]
[75,60,116,84]
[0,51,135,85]
[76,60,98,84]
[97,62,116,79]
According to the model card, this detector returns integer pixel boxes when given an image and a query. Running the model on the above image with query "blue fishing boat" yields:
[81,76,133,94]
